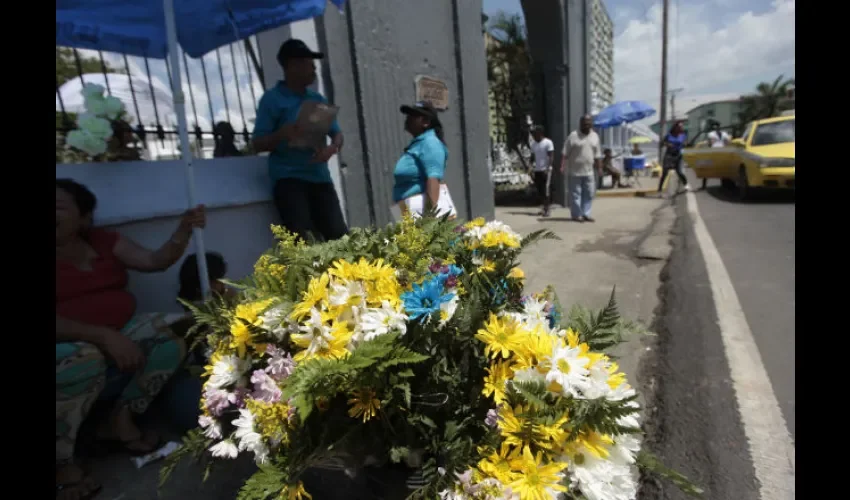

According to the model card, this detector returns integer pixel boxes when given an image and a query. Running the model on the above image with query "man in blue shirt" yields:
[252,39,346,241]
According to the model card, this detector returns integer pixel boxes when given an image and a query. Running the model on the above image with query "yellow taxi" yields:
[683,115,795,200]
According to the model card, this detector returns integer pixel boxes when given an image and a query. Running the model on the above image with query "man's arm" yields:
[252,94,298,153]
[545,140,555,169]
[560,137,570,173]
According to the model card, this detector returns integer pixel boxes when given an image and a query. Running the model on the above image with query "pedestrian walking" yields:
[658,120,690,195]
[391,101,457,219]
[529,125,555,217]
[561,114,602,223]
[252,38,347,242]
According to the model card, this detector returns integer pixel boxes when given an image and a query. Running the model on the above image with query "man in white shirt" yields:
[560,114,602,222]
[707,122,730,148]
[529,125,555,217]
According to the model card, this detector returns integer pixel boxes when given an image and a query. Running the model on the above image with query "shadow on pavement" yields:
[704,185,796,204]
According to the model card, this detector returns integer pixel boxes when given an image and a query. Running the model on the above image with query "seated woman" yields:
[56,179,205,500]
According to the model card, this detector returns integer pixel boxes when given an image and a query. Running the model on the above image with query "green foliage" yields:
[563,287,650,355]
[637,450,705,498]
[158,429,213,493]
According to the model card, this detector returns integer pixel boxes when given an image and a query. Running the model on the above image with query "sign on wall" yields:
[415,75,449,110]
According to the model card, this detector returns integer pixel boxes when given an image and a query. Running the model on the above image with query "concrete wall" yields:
[521,0,592,206]
[319,0,494,227]
[57,2,494,314]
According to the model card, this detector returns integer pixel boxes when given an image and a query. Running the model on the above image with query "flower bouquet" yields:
[162,215,700,499]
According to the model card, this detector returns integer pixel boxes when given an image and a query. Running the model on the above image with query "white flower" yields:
[545,346,590,397]
[358,300,408,342]
[581,360,616,400]
[294,308,335,358]
[439,294,459,328]
[233,409,270,464]
[610,433,642,466]
[207,354,251,390]
[198,415,222,439]
[329,279,366,309]
[569,452,637,500]
[259,305,289,340]
[209,439,239,459]
[511,367,546,385]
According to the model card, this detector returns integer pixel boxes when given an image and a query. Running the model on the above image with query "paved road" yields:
[641,174,794,500]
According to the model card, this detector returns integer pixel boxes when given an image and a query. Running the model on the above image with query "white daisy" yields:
[545,346,591,397]
[581,360,616,400]
[209,439,239,459]
[293,308,335,358]
[438,294,459,328]
[207,354,252,390]
[232,409,270,464]
[358,301,408,343]
[569,452,637,500]
[329,278,366,309]
[198,415,222,439]
[259,305,288,340]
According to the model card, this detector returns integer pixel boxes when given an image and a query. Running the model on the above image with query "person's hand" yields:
[178,205,206,235]
[311,145,339,164]
[99,330,146,373]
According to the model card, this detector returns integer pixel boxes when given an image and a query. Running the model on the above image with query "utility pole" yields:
[669,87,685,121]
[658,0,669,161]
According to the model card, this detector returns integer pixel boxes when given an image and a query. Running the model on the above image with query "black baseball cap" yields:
[400,101,440,122]
[276,39,324,66]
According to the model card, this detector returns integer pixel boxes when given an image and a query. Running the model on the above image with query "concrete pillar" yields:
[521,0,591,207]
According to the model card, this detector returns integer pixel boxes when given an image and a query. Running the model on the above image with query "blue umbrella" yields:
[593,100,656,129]
[56,0,347,296]
[56,0,347,58]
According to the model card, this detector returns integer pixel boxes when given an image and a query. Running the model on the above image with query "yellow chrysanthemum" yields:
[565,328,580,348]
[476,314,522,359]
[511,326,560,373]
[476,258,496,274]
[507,446,568,499]
[483,361,514,404]
[575,431,615,459]
[534,414,569,445]
[507,267,525,280]
[347,389,382,422]
[476,443,521,485]
[230,319,265,358]
[280,481,312,500]
[290,273,330,321]
[465,217,486,229]
[606,362,627,390]
[480,230,521,249]
[235,298,276,325]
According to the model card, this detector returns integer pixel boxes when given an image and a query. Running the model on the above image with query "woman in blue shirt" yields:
[393,101,455,218]
[658,120,690,193]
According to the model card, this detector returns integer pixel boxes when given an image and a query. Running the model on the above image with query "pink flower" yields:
[251,370,282,403]
[485,408,499,427]
[264,346,296,381]
[204,388,236,417]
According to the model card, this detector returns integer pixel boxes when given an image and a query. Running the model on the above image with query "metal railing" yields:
[56,39,265,163]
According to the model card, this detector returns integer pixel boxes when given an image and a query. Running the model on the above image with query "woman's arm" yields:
[425,178,441,209]
[56,315,110,344]
[419,140,446,208]
[113,205,206,273]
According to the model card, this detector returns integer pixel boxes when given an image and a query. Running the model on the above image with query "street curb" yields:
[635,202,676,260]
[596,175,670,198]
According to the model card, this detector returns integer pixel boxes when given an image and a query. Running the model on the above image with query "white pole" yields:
[163,0,211,298]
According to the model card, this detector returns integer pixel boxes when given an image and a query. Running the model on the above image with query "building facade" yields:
[685,99,743,136]
[589,0,614,113]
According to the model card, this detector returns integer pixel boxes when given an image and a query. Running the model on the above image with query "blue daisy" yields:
[401,276,455,322]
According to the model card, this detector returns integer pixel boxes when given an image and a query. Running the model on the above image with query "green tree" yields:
[56,47,123,130]
[738,74,795,125]
[486,11,534,167]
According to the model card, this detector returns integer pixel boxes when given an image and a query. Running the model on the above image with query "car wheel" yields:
[721,178,735,190]
[736,166,750,201]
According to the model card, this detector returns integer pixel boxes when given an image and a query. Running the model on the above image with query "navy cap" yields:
[276,39,324,66]
[400,101,440,121]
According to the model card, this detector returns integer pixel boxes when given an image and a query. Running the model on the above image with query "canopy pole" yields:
[163,0,211,298]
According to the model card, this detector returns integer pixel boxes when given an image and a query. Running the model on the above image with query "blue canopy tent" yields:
[56,0,347,295]
[593,100,656,155]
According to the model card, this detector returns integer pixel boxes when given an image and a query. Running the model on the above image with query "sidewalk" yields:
[90,198,675,499]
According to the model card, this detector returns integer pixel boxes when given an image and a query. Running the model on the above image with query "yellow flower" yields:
[246,399,294,444]
[507,446,568,499]
[512,326,560,373]
[465,217,486,229]
[230,320,264,358]
[507,267,525,280]
[291,273,330,321]
[476,259,496,274]
[347,389,382,422]
[534,414,569,445]
[575,431,614,459]
[292,321,352,362]
[476,314,522,359]
[483,361,514,404]
[280,481,312,500]
[476,443,520,485]
[480,230,520,249]
[270,225,305,249]
[235,298,276,325]
[606,362,627,390]
[565,328,580,348]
